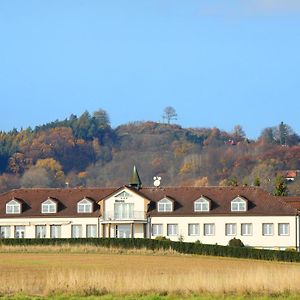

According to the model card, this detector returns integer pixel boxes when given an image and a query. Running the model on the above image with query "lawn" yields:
[0,245,299,298]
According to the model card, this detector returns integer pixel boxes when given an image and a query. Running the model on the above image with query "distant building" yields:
[0,167,299,251]
[277,170,299,182]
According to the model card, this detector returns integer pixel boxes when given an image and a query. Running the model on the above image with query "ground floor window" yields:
[152,224,163,236]
[50,225,61,238]
[188,224,199,236]
[278,223,289,236]
[86,225,97,238]
[35,225,46,238]
[241,223,252,236]
[262,223,273,236]
[167,224,178,236]
[204,223,215,236]
[225,223,236,236]
[0,226,11,238]
[15,226,25,238]
[71,225,82,238]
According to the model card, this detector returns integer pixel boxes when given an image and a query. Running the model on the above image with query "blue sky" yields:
[1,1,300,138]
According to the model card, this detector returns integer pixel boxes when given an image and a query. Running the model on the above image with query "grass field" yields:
[0,245,299,298]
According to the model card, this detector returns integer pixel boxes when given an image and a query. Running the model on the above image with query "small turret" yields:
[129,165,142,190]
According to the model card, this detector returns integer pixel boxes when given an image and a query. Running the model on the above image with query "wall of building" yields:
[0,217,99,238]
[150,215,297,249]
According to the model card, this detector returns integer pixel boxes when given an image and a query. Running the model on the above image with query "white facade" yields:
[150,215,298,249]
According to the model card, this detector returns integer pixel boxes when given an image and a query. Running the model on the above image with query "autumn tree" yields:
[21,167,52,188]
[163,106,177,124]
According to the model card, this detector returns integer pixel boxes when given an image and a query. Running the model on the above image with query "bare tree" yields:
[163,106,177,124]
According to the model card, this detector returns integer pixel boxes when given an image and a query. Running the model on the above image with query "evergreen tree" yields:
[254,177,261,187]
[273,175,288,196]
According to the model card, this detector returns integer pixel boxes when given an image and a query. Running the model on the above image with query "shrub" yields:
[0,238,299,262]
[154,236,170,241]
[228,238,245,247]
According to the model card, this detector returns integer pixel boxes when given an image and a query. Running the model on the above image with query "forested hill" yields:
[1,109,300,195]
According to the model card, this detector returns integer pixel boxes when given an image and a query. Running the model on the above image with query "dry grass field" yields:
[0,245,299,298]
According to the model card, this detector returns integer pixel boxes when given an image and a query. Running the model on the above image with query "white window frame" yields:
[241,223,252,236]
[167,224,178,236]
[278,223,289,236]
[152,224,163,236]
[35,225,46,238]
[86,225,97,238]
[6,199,21,214]
[194,197,210,212]
[158,198,173,212]
[77,198,93,213]
[225,223,236,236]
[41,198,57,214]
[231,197,247,212]
[71,225,82,238]
[188,224,200,236]
[204,223,215,236]
[262,223,274,236]
[50,225,61,238]
[15,226,25,238]
[0,226,11,238]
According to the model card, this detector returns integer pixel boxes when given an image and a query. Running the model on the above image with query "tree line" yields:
[0,108,299,196]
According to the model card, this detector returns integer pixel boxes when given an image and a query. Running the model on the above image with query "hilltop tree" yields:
[93,109,110,129]
[163,106,177,124]
[232,125,246,140]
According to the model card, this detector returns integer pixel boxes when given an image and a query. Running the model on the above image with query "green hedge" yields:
[0,238,299,262]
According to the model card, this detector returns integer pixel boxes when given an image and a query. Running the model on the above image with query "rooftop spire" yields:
[129,165,142,190]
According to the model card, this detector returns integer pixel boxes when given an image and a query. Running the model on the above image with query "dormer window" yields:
[77,198,93,213]
[194,196,210,212]
[6,199,21,214]
[158,197,173,212]
[231,196,247,212]
[41,198,57,214]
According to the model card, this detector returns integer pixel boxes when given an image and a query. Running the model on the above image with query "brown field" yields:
[0,245,299,297]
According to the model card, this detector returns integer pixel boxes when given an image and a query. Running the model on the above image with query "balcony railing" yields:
[102,211,146,221]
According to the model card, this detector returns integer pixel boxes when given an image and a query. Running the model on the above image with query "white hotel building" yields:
[0,167,299,250]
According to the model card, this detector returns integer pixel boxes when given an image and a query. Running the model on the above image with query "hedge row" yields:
[0,238,299,262]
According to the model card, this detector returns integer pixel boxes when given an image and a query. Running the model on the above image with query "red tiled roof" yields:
[138,186,298,216]
[0,186,297,218]
[0,188,115,218]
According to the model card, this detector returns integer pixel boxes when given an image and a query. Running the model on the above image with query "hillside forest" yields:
[0,108,300,195]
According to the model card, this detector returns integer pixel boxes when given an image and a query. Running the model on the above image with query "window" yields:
[231,197,247,212]
[225,223,236,236]
[278,223,289,236]
[77,198,93,213]
[71,225,82,238]
[86,225,97,238]
[0,226,11,238]
[50,225,61,238]
[167,224,178,236]
[188,224,200,236]
[204,223,215,236]
[6,199,21,214]
[152,224,163,236]
[114,203,134,219]
[35,225,46,238]
[241,223,252,236]
[42,199,57,214]
[194,197,210,212]
[15,226,25,238]
[262,223,273,236]
[158,198,173,212]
